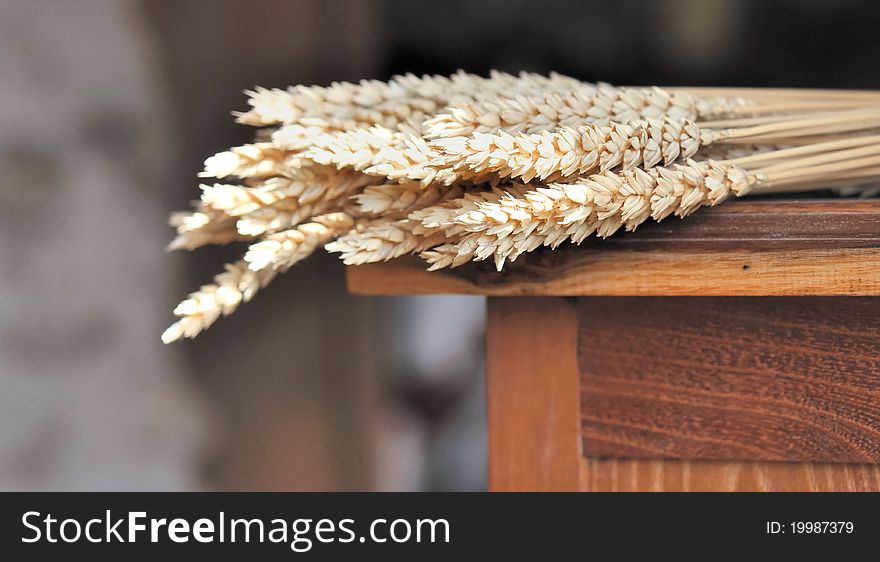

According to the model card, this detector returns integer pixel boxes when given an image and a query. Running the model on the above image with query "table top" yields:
[346,198,880,297]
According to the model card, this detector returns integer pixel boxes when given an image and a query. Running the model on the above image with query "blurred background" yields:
[1,0,879,491]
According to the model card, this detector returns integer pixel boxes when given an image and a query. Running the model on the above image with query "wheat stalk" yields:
[426,109,880,186]
[302,110,880,192]
[419,140,880,271]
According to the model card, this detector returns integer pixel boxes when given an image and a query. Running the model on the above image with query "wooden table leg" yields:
[486,297,581,491]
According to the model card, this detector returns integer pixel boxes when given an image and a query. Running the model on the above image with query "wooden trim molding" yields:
[346,199,880,297]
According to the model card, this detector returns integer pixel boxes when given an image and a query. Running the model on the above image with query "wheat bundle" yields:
[162,72,880,342]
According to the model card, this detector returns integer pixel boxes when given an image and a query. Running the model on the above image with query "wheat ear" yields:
[200,143,304,179]
[420,160,753,271]
[243,212,354,272]
[167,210,245,251]
[353,183,464,216]
[161,261,277,343]
[235,196,351,237]
[235,70,590,128]
[430,119,706,184]
[173,168,377,250]
[326,184,473,265]
[427,109,880,186]
[325,184,534,266]
[162,212,355,343]
[325,218,450,266]
[423,85,743,138]
[301,126,451,185]
[233,168,379,234]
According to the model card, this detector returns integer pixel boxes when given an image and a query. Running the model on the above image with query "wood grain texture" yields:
[487,297,581,491]
[579,458,880,492]
[577,297,880,463]
[346,199,880,297]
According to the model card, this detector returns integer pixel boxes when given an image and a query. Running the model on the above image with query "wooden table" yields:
[347,199,880,491]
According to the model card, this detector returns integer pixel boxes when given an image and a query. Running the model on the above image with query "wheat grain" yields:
[202,167,377,236]
[235,194,354,237]
[420,244,470,271]
[409,184,531,234]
